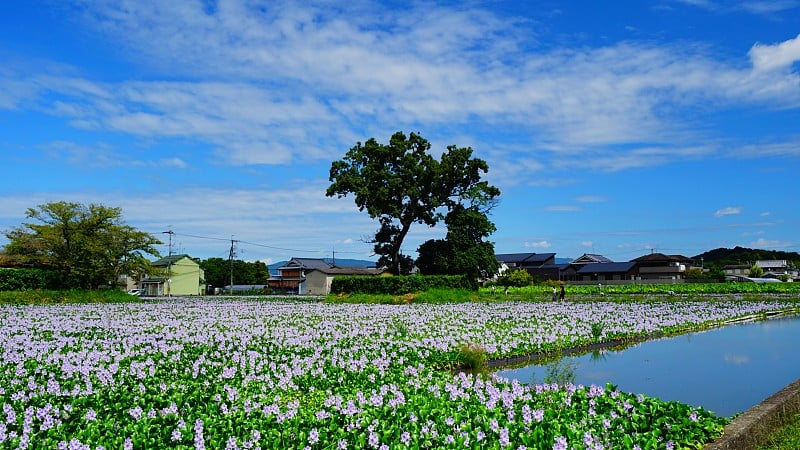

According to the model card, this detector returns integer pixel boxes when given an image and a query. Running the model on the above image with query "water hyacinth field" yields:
[1,297,797,449]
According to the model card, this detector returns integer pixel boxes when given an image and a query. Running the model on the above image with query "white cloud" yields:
[525,240,552,249]
[576,196,607,203]
[714,206,742,217]
[544,205,582,212]
[2,1,800,174]
[723,353,751,365]
[749,34,800,72]
[581,241,594,248]
[749,237,785,249]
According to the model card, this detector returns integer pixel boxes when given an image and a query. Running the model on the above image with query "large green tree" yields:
[3,201,161,289]
[416,203,500,281]
[199,257,271,288]
[327,131,500,275]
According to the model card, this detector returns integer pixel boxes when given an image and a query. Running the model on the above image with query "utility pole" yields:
[163,229,174,297]
[228,237,237,295]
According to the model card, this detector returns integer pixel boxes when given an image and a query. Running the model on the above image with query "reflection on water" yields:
[496,315,800,417]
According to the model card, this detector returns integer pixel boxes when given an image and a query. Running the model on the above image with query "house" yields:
[496,253,556,273]
[630,252,693,280]
[305,266,387,295]
[141,254,205,296]
[756,260,789,275]
[576,262,638,282]
[560,254,615,281]
[267,258,335,294]
[723,264,751,279]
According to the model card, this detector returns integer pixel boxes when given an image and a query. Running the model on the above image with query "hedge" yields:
[0,268,63,291]
[330,274,477,295]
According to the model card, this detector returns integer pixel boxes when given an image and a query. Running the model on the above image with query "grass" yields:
[0,289,136,304]
[758,413,800,450]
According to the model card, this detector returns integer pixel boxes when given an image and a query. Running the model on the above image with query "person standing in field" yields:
[551,286,558,302]
[560,285,566,302]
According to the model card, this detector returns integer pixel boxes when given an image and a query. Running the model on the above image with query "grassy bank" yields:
[0,289,136,304]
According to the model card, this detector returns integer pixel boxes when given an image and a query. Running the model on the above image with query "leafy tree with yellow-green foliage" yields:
[3,201,161,289]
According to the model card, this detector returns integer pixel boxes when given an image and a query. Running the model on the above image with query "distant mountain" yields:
[692,246,800,268]
[268,258,377,275]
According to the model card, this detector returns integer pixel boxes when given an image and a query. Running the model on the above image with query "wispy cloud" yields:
[749,33,800,72]
[1,2,799,174]
[543,205,582,212]
[525,240,552,249]
[714,206,743,217]
[576,195,608,203]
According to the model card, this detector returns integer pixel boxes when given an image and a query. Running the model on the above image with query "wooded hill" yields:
[692,246,800,268]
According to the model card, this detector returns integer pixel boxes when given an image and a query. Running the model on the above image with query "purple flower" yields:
[553,436,567,450]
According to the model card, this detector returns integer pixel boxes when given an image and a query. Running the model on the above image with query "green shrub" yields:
[0,268,63,291]
[330,274,476,295]
[457,342,488,373]
[0,289,136,304]
[497,268,534,287]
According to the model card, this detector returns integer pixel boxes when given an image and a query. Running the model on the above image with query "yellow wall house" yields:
[142,254,205,296]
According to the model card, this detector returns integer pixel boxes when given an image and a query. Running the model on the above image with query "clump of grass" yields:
[591,322,605,341]
[0,289,136,305]
[457,342,489,373]
[758,413,800,450]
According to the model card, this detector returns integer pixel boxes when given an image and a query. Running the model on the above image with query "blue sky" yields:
[1,0,799,264]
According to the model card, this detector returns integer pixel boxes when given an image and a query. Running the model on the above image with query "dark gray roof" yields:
[152,254,193,267]
[278,258,333,270]
[576,262,637,274]
[495,253,556,264]
[572,253,614,264]
[309,267,385,276]
[631,253,692,263]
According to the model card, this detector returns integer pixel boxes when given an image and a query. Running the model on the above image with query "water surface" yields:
[496,315,800,417]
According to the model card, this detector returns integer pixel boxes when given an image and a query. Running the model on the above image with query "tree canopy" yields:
[327,131,500,275]
[198,257,271,288]
[2,201,161,289]
[416,204,500,281]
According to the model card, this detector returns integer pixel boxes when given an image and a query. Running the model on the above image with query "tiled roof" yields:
[278,258,334,270]
[310,267,385,276]
[495,253,556,264]
[631,253,692,263]
[576,262,637,274]
[571,253,614,264]
[152,254,193,267]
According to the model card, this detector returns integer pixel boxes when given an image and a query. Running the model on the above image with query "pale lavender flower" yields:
[85,409,97,421]
[553,436,567,450]
[308,428,319,445]
[499,427,510,447]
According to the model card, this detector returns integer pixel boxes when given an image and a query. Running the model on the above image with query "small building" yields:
[268,258,335,294]
[496,253,556,273]
[723,264,751,278]
[141,254,205,296]
[631,252,693,280]
[304,266,387,295]
[756,260,789,274]
[576,262,638,282]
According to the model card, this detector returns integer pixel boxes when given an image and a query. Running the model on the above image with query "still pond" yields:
[495,315,800,417]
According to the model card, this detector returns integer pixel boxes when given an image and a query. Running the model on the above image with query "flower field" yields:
[1,297,796,449]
